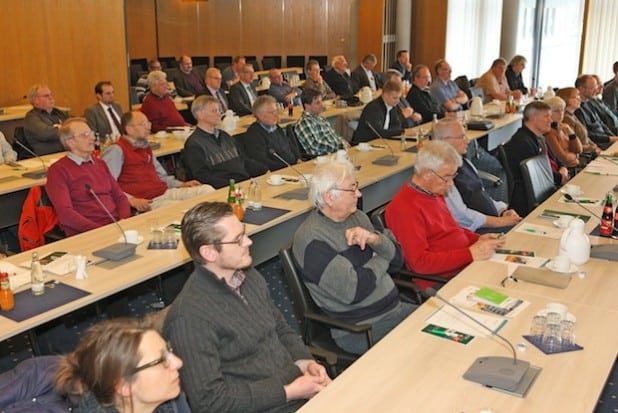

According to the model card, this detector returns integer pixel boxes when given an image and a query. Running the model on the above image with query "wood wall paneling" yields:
[411,0,447,70]
[0,0,129,117]
[126,0,158,60]
[358,0,385,68]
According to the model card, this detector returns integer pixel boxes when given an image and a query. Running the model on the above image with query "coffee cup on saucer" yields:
[553,255,571,272]
[358,142,371,152]
[269,174,283,185]
[557,215,574,228]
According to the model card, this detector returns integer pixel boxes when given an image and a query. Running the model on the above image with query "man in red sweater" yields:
[140,70,187,132]
[385,140,505,289]
[46,118,131,236]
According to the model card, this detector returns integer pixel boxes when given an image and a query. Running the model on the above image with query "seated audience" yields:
[430,59,468,112]
[268,68,301,106]
[55,317,187,413]
[182,96,266,189]
[350,53,383,93]
[0,132,17,164]
[46,118,130,236]
[432,118,521,232]
[303,59,336,101]
[602,61,618,115]
[352,80,415,144]
[136,59,178,102]
[556,87,601,156]
[389,50,413,82]
[84,81,123,139]
[406,64,445,123]
[103,111,214,211]
[240,95,300,171]
[222,55,245,91]
[385,141,504,289]
[173,55,207,97]
[323,55,354,97]
[505,55,529,95]
[140,71,187,132]
[203,67,229,112]
[24,84,68,155]
[590,74,618,133]
[293,159,415,354]
[504,101,567,216]
[229,63,258,116]
[294,89,346,157]
[476,58,521,102]
[164,201,331,412]
[383,70,421,127]
[574,74,618,149]
[543,97,582,170]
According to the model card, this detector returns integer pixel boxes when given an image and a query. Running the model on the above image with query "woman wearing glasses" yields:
[55,317,187,413]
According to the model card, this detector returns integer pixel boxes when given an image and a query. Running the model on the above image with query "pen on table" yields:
[540,212,561,219]
[524,228,547,235]
[370,144,387,149]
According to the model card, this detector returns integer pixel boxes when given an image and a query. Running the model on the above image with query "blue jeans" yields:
[333,302,416,355]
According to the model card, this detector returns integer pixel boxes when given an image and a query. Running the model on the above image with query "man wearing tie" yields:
[351,53,383,93]
[203,67,229,112]
[228,64,257,116]
[84,81,123,140]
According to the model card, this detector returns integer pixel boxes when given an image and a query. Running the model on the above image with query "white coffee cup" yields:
[557,215,574,228]
[564,184,581,196]
[553,255,571,272]
[546,302,568,319]
[336,149,348,161]
[124,230,139,244]
[316,155,329,164]
[358,142,371,152]
[155,131,167,139]
[270,174,283,185]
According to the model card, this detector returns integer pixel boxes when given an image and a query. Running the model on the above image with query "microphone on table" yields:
[423,288,538,394]
[365,122,399,166]
[268,149,310,188]
[13,139,47,179]
[564,193,618,261]
[85,183,136,261]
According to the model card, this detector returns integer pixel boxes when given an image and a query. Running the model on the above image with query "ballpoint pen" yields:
[524,228,547,235]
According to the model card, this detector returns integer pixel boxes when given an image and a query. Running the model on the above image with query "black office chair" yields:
[158,56,178,69]
[286,55,306,69]
[261,56,281,70]
[214,56,232,71]
[286,124,314,162]
[309,55,328,68]
[192,55,210,67]
[454,75,472,99]
[469,86,485,101]
[129,64,145,86]
[130,58,148,71]
[466,140,507,203]
[12,127,34,160]
[279,245,373,374]
[369,205,448,290]
[520,155,557,213]
[495,143,515,204]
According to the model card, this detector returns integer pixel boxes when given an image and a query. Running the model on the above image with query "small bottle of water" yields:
[31,252,45,296]
[400,135,407,151]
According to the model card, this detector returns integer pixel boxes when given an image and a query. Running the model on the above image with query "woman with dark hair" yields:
[55,317,186,413]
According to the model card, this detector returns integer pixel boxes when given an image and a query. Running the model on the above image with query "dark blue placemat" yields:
[404,146,418,153]
[523,335,583,355]
[243,206,291,225]
[589,223,618,238]
[1,283,90,322]
[147,241,179,250]
[273,188,309,200]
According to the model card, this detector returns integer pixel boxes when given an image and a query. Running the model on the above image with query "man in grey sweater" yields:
[164,202,331,413]
[293,159,415,354]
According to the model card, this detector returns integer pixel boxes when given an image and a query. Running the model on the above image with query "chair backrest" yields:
[130,58,148,71]
[496,143,514,204]
[262,56,281,70]
[158,56,178,69]
[286,55,305,69]
[469,86,484,101]
[286,124,314,161]
[192,55,210,67]
[12,127,34,160]
[454,75,472,99]
[309,55,328,68]
[520,155,556,212]
[369,205,387,232]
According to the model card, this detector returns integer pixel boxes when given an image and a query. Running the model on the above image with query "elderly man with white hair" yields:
[293,159,415,355]
[323,55,354,97]
[140,70,186,132]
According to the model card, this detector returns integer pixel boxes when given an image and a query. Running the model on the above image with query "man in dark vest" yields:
[433,118,521,232]
[102,111,214,212]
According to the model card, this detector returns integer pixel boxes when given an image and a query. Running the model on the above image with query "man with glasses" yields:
[46,117,130,236]
[574,74,618,150]
[293,159,415,354]
[433,118,521,232]
[183,96,267,188]
[24,84,69,155]
[165,201,331,412]
[268,68,302,106]
[203,67,229,112]
[406,64,445,123]
[386,141,505,290]
[102,111,213,211]
[228,63,258,116]
[140,70,187,132]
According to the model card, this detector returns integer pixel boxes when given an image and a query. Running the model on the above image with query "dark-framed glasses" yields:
[334,180,359,193]
[214,224,247,246]
[431,170,458,183]
[132,342,174,374]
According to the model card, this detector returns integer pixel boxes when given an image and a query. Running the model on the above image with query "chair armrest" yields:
[397,269,448,285]
[478,170,502,187]
[307,345,338,378]
[392,278,424,304]
[304,312,371,334]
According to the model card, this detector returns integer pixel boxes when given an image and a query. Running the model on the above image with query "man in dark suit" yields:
[351,54,383,93]
[84,81,124,139]
[389,50,413,82]
[323,55,354,97]
[228,64,257,116]
[352,80,415,144]
[172,55,207,97]
[203,67,229,112]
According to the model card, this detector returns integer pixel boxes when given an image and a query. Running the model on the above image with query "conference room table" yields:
[297,145,618,413]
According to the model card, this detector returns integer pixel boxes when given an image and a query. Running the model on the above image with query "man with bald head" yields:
[476,58,521,102]
[203,67,229,112]
[268,68,301,106]
[405,65,445,123]
[173,55,206,97]
[24,84,69,155]
[323,55,354,97]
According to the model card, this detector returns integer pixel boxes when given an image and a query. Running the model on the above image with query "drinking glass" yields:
[542,323,562,352]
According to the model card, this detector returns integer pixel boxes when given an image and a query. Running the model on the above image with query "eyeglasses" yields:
[71,130,95,139]
[132,342,174,374]
[214,224,247,246]
[129,120,151,127]
[431,170,458,183]
[445,135,467,141]
[334,181,360,193]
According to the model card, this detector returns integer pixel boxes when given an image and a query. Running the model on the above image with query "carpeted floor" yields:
[0,257,615,412]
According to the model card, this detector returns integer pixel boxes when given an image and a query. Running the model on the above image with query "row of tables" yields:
[297,145,618,412]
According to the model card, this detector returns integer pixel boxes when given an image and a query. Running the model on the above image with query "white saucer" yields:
[536,308,576,322]
[560,189,583,197]
[117,235,144,245]
[357,146,372,152]
[546,260,578,274]
[266,178,285,186]
[553,220,571,229]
